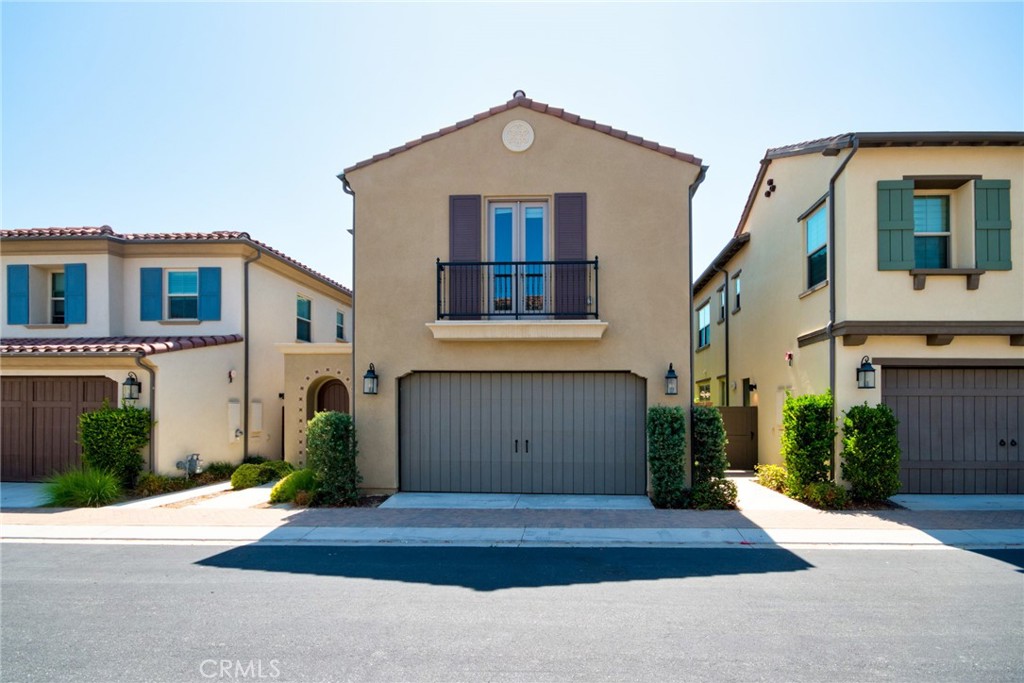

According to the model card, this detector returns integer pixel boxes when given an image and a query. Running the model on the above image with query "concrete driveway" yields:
[890,494,1024,511]
[1,483,48,509]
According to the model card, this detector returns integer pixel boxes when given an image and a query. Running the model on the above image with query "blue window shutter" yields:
[198,267,221,321]
[6,264,29,325]
[877,180,915,270]
[140,268,163,321]
[975,179,1012,270]
[64,263,87,324]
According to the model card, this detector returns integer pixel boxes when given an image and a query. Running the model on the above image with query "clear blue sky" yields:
[4,2,1022,287]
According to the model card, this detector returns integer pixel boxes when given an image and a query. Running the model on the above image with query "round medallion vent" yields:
[502,120,534,152]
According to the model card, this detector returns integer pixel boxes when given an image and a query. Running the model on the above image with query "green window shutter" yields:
[877,180,915,270]
[975,179,1011,270]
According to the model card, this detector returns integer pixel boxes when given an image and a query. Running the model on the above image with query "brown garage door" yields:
[1,376,118,481]
[882,367,1022,494]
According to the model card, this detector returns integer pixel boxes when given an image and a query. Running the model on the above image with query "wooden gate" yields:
[718,407,758,470]
[1,376,118,481]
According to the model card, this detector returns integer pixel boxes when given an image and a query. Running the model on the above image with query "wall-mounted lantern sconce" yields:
[784,351,794,366]
[122,372,141,403]
[664,363,678,396]
[363,363,379,395]
[228,369,237,384]
[749,382,758,392]
[856,356,876,389]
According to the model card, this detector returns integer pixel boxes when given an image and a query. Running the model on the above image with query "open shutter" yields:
[198,267,222,320]
[6,264,29,325]
[448,195,482,319]
[140,268,163,321]
[877,180,915,270]
[975,179,1011,270]
[64,263,87,324]
[555,193,588,317]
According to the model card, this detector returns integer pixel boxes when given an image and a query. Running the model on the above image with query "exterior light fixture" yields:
[856,356,876,390]
[122,372,141,403]
[665,363,678,396]
[749,382,758,392]
[363,363,379,395]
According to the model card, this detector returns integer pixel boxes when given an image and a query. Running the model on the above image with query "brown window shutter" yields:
[555,193,588,317]
[449,195,482,318]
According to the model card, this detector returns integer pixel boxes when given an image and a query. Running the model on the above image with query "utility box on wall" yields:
[228,399,241,443]
[250,400,263,434]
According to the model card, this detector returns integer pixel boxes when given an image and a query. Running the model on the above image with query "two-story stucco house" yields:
[692,132,1024,494]
[339,93,705,495]
[1,227,352,481]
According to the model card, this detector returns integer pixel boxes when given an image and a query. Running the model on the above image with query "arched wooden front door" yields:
[316,379,349,414]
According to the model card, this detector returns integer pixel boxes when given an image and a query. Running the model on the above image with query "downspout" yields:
[133,353,157,472]
[720,267,730,407]
[243,246,263,461]
[688,165,709,484]
[826,135,859,477]
[339,173,356,419]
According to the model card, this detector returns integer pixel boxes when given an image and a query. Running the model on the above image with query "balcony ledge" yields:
[427,320,608,342]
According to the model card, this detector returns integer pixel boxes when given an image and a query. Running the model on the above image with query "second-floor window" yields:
[914,196,950,268]
[336,310,345,341]
[806,206,827,289]
[297,296,312,342]
[697,303,711,349]
[733,273,741,312]
[50,271,65,324]
[717,286,726,322]
[167,270,199,319]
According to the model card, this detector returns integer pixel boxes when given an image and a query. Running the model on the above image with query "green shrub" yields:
[646,405,687,508]
[193,462,237,485]
[260,460,295,480]
[270,469,317,504]
[44,469,122,507]
[243,455,268,465]
[841,403,902,502]
[781,391,835,493]
[692,406,729,484]
[307,411,362,506]
[754,464,788,493]
[78,402,152,488]
[133,473,193,497]
[798,481,849,510]
[690,478,738,510]
[231,463,265,490]
[293,490,312,507]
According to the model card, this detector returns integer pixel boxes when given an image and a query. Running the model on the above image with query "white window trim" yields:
[166,268,199,320]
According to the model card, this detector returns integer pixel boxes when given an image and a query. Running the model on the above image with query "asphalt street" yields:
[2,544,1022,682]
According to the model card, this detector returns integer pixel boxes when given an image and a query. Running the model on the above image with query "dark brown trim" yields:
[926,334,954,346]
[902,175,981,190]
[910,269,984,291]
[797,327,829,347]
[842,335,868,347]
[875,357,1024,368]
[797,193,828,222]
[692,233,750,293]
[835,320,1024,336]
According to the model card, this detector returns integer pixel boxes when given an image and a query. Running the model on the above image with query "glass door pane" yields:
[491,205,514,313]
[523,205,546,312]
[489,201,547,317]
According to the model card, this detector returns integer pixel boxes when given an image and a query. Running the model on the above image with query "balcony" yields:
[429,259,607,341]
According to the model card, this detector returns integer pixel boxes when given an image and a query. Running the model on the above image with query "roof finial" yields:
[512,89,526,99]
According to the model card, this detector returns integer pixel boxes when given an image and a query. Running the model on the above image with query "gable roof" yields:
[342,93,702,175]
[732,131,1024,239]
[0,335,243,357]
[0,227,351,297]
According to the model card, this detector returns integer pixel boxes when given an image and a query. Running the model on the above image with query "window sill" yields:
[427,320,608,341]
[695,344,711,354]
[799,280,828,299]
[910,269,985,291]
[24,323,69,329]
[159,319,201,325]
[732,307,741,315]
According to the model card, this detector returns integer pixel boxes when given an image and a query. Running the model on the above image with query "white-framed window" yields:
[50,271,65,324]
[336,310,345,341]
[296,296,312,342]
[697,303,711,349]
[167,270,199,319]
[717,286,726,322]
[489,200,548,315]
[913,195,950,268]
[806,206,827,289]
[697,382,712,405]
[733,273,741,312]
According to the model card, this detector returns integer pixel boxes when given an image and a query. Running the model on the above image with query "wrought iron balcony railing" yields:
[436,258,599,320]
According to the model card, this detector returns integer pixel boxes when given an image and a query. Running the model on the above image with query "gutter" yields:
[243,246,263,461]
[133,353,157,472]
[826,135,859,477]
[339,173,356,419]
[687,165,709,486]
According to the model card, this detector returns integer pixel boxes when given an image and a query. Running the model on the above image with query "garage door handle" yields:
[999,439,1006,447]
[525,439,529,453]
[514,439,519,453]
[1012,439,1018,447]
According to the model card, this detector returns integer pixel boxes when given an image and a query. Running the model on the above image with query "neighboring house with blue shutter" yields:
[1,227,352,481]
[692,132,1024,494]
[339,93,705,495]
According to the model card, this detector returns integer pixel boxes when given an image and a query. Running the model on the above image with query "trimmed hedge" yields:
[841,402,902,502]
[646,405,687,508]
[231,461,294,490]
[692,405,729,484]
[781,391,835,493]
[754,464,787,493]
[691,478,738,510]
[307,411,362,506]
[799,481,849,510]
[78,402,151,488]
[270,469,317,504]
[44,469,122,507]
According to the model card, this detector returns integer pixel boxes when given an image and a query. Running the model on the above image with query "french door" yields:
[489,201,547,316]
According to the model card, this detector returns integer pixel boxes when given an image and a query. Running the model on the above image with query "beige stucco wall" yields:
[346,107,701,492]
[277,343,354,468]
[692,276,728,405]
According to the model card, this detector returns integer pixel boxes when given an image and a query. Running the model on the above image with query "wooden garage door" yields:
[882,367,1022,494]
[1,376,118,481]
[399,372,647,494]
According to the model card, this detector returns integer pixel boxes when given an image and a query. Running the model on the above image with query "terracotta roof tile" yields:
[0,228,351,297]
[342,95,702,174]
[0,335,244,357]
